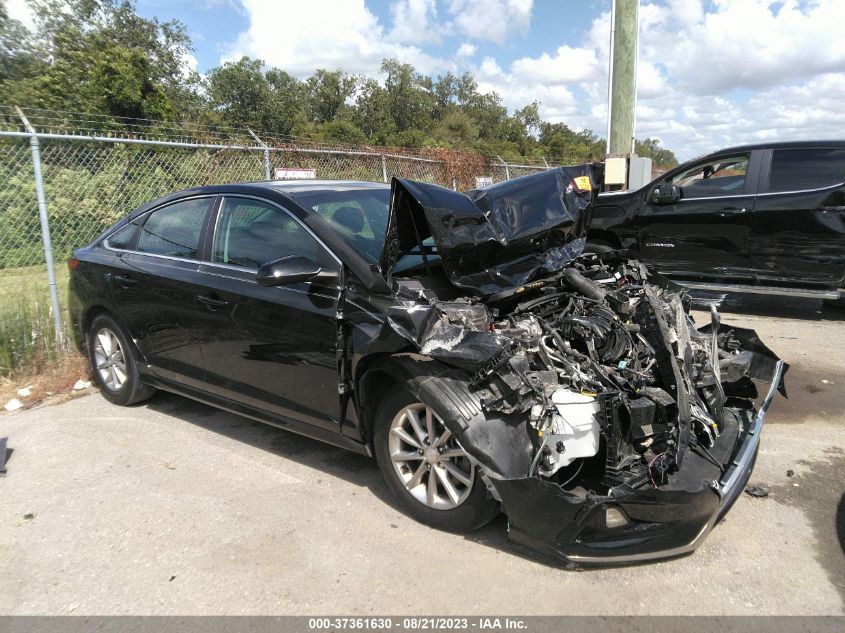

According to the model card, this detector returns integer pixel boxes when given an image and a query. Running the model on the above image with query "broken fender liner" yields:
[697,323,790,397]
[361,355,533,478]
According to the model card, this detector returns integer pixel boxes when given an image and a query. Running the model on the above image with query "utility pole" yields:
[606,0,638,156]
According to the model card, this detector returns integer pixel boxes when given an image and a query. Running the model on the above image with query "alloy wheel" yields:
[387,403,475,510]
[93,327,127,392]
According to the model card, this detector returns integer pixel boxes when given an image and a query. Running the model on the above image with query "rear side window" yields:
[137,198,213,259]
[767,148,845,192]
[212,197,321,270]
[106,221,139,250]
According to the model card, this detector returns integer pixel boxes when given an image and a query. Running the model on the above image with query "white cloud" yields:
[180,52,199,79]
[388,0,443,45]
[5,0,35,29]
[456,42,477,57]
[446,0,533,44]
[223,0,447,77]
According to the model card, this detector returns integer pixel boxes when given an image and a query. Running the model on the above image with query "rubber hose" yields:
[561,268,607,301]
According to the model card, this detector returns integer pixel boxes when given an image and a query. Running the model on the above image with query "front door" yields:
[637,153,756,281]
[192,195,343,430]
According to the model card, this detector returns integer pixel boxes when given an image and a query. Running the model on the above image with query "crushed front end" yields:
[373,168,786,566]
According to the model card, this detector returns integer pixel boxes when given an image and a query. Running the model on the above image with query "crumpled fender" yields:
[359,354,534,479]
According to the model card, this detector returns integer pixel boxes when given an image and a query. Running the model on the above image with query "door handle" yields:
[716,207,747,217]
[112,273,138,288]
[197,293,229,309]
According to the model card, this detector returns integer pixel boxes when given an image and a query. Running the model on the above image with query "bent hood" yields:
[379,165,601,295]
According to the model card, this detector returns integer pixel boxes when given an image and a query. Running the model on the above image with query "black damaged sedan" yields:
[68,168,786,565]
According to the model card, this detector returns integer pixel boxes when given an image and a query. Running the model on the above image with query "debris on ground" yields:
[745,485,770,498]
[72,380,91,391]
[786,469,794,477]
[16,386,32,398]
[23,512,35,520]
[4,398,23,412]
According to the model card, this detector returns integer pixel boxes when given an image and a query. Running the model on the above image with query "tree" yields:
[635,138,678,168]
[207,57,271,129]
[0,0,194,120]
[305,69,356,124]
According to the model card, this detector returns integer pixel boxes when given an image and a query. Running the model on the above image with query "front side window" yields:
[286,188,390,264]
[669,154,749,197]
[212,197,322,270]
[768,148,845,192]
[137,197,212,258]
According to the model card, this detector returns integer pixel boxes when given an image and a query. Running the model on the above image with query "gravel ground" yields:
[1,294,843,615]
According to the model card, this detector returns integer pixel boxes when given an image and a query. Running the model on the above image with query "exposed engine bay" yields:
[392,253,783,498]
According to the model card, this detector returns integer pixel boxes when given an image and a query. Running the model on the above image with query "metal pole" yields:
[16,107,63,344]
[496,155,510,180]
[381,154,388,183]
[607,0,638,156]
[248,128,271,180]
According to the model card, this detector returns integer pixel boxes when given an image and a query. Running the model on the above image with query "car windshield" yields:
[286,186,440,273]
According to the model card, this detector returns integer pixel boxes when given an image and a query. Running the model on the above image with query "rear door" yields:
[107,195,216,387]
[191,195,344,431]
[751,147,845,289]
[637,152,759,281]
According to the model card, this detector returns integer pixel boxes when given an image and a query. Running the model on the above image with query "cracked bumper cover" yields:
[490,360,785,566]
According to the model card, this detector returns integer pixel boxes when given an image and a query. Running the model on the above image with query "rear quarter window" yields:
[767,148,845,192]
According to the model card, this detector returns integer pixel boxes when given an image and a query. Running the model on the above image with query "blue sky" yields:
[11,0,845,159]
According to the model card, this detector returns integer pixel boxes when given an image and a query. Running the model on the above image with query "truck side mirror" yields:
[651,184,682,205]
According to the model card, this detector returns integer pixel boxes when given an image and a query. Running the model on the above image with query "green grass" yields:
[0,264,73,378]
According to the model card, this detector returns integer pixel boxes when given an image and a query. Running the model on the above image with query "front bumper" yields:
[490,360,785,567]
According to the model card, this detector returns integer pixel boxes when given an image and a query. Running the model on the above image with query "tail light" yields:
[67,257,79,272]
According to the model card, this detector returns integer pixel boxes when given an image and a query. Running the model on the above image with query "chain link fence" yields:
[0,106,579,376]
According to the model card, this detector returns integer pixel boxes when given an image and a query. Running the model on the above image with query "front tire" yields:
[87,313,154,406]
[373,385,499,532]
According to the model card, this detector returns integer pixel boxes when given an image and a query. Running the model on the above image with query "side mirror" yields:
[256,256,321,286]
[651,184,682,205]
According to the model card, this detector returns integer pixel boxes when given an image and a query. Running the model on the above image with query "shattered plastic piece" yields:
[745,485,770,498]
[16,386,32,398]
[4,399,22,412]
[73,380,91,391]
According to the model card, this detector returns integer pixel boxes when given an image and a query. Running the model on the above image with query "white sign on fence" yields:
[273,167,316,180]
[475,176,494,188]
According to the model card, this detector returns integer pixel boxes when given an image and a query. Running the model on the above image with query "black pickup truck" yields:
[589,141,845,301]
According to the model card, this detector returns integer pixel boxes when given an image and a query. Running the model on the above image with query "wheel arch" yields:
[82,305,148,367]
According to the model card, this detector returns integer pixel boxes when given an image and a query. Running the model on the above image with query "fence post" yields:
[248,128,271,180]
[496,154,510,180]
[381,154,388,183]
[16,106,63,344]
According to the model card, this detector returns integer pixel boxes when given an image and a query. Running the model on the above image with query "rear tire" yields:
[373,384,499,532]
[87,313,154,406]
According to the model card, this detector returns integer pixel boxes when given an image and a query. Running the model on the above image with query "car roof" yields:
[699,139,845,157]
[244,179,391,194]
